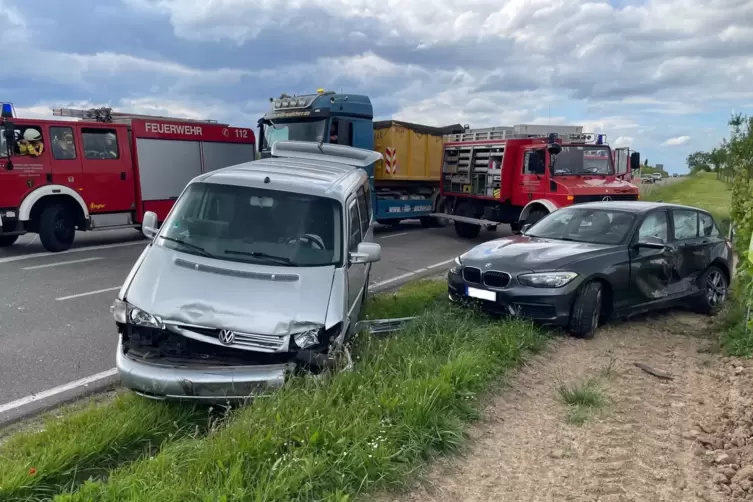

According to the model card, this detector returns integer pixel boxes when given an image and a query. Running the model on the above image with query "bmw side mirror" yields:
[141,211,159,239]
[635,237,665,250]
[350,242,381,264]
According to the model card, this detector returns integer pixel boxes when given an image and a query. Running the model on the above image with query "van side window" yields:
[364,183,372,220]
[356,185,370,234]
[348,200,362,252]
[12,125,45,157]
[50,126,77,160]
[82,128,120,160]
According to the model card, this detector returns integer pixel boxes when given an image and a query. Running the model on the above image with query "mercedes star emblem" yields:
[602,196,612,201]
[218,329,235,345]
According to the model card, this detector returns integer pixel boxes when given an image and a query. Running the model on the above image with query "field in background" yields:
[640,172,732,224]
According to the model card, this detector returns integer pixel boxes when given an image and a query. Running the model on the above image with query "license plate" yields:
[466,286,496,302]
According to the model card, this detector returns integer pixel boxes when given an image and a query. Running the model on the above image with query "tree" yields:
[686,151,712,173]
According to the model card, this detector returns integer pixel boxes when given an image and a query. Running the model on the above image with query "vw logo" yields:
[218,329,235,345]
[602,196,612,201]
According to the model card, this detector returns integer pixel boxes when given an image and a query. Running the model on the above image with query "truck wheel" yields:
[419,216,435,228]
[525,208,549,227]
[39,204,76,252]
[568,281,603,340]
[454,221,481,239]
[0,235,18,247]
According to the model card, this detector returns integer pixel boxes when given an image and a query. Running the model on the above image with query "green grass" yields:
[556,378,606,426]
[0,279,547,502]
[642,172,732,224]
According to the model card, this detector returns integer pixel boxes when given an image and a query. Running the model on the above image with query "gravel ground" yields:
[381,309,743,502]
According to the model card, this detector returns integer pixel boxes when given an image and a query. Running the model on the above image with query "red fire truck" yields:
[431,127,641,238]
[0,103,256,252]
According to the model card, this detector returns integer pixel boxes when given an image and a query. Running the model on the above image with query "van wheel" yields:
[0,235,18,247]
[568,281,603,340]
[39,204,76,252]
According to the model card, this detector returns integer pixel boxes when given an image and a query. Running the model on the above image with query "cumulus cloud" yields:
[6,0,750,172]
[662,136,691,146]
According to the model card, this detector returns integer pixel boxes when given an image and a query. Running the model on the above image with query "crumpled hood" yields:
[555,176,638,193]
[124,244,335,336]
[461,235,613,271]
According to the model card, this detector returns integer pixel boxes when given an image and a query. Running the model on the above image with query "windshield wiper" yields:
[160,236,213,257]
[224,250,295,266]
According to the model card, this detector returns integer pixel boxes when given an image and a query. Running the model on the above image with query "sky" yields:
[3,0,752,174]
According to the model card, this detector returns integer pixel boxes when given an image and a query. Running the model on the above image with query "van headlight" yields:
[293,329,320,349]
[111,299,163,328]
[517,272,578,288]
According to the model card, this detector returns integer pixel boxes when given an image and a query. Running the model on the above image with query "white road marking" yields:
[0,368,118,415]
[22,257,103,270]
[0,240,145,265]
[0,258,456,417]
[377,232,409,240]
[56,286,121,301]
[371,258,454,288]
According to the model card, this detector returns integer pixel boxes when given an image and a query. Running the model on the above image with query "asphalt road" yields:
[0,222,507,424]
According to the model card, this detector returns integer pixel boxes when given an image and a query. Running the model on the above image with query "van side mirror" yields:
[350,241,381,264]
[630,152,640,172]
[142,211,159,239]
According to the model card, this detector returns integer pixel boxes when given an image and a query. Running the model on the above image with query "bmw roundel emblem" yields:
[218,329,235,345]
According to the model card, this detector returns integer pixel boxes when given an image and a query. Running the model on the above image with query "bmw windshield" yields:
[552,146,614,176]
[526,207,636,245]
[260,119,327,151]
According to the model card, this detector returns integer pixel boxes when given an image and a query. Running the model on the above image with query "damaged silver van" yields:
[112,141,383,400]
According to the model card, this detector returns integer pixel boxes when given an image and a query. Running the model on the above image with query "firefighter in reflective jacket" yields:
[19,128,44,157]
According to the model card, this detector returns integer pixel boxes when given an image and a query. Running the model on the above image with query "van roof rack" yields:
[270,141,383,168]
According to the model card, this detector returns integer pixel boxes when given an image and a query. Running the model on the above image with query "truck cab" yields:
[258,91,375,170]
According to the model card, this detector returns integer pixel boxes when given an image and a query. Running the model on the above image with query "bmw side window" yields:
[672,210,698,240]
[348,200,362,253]
[700,212,720,237]
[356,185,369,235]
[638,211,668,243]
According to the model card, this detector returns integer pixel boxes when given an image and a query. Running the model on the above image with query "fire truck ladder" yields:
[51,107,229,126]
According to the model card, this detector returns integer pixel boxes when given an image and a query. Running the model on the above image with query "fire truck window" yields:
[523,150,545,175]
[50,127,77,160]
[82,128,120,160]
[14,126,45,157]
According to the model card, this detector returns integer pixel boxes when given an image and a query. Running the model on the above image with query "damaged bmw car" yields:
[448,201,733,339]
[112,141,383,401]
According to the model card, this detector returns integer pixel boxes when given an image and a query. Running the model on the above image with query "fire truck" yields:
[0,103,256,252]
[433,127,641,238]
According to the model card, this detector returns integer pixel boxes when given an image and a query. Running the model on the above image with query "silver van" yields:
[112,141,383,401]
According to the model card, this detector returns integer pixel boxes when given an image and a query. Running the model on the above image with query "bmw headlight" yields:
[110,299,163,328]
[517,272,578,288]
[293,329,320,349]
[450,255,463,274]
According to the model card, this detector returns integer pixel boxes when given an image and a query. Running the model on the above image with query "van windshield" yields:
[158,183,343,267]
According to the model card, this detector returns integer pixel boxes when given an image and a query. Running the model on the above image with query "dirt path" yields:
[383,310,753,502]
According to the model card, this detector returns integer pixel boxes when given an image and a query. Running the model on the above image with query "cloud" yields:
[5,0,751,173]
[662,136,691,146]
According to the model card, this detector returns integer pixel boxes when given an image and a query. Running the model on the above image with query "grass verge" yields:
[43,280,546,501]
[718,300,753,357]
[0,394,217,501]
[641,172,732,225]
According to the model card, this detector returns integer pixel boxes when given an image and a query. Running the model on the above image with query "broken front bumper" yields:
[115,336,295,401]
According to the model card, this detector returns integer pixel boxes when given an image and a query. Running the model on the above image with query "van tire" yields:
[39,204,76,252]
[0,235,18,247]
[568,281,603,340]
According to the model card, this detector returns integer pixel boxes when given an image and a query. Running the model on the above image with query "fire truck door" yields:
[78,126,135,213]
[0,123,52,210]
[47,125,83,196]
[519,148,547,202]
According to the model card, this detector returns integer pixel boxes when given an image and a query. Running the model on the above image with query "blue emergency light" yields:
[1,103,15,119]
[595,134,605,145]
